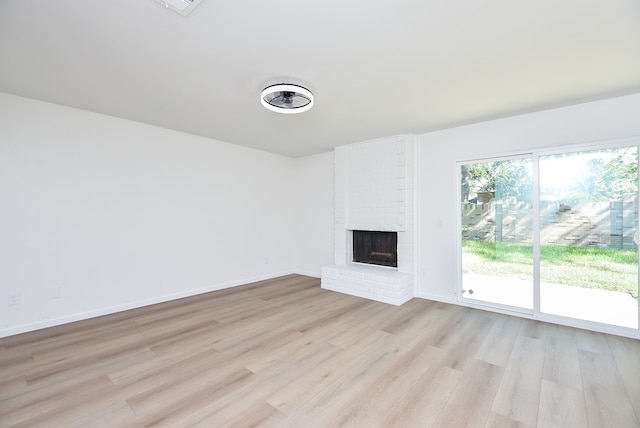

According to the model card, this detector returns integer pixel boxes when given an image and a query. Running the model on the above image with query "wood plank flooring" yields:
[1,274,639,427]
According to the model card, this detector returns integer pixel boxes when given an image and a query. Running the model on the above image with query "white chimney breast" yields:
[322,135,416,305]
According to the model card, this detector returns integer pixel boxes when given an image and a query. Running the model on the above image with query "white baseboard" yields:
[293,270,321,278]
[414,291,455,304]
[0,271,295,338]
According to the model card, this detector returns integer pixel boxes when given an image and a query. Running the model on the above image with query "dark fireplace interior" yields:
[353,230,398,268]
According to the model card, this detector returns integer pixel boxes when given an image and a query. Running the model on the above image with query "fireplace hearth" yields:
[353,230,398,268]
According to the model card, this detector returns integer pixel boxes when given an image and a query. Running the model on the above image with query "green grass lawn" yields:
[462,240,639,299]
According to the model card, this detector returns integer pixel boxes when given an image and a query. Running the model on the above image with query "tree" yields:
[598,147,637,200]
[461,158,532,202]
[563,147,637,202]
[462,148,637,204]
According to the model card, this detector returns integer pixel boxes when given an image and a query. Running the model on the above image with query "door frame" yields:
[455,137,640,336]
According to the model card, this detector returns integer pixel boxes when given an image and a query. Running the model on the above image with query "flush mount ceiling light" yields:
[261,84,314,114]
[154,0,202,16]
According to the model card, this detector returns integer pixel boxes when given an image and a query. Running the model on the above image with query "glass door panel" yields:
[539,147,639,329]
[460,157,533,311]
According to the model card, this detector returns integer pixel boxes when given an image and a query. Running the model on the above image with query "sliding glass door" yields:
[539,147,638,329]
[458,143,639,331]
[459,156,534,311]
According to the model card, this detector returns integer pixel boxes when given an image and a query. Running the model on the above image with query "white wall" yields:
[293,151,335,277]
[0,92,297,335]
[417,93,640,302]
[4,90,640,337]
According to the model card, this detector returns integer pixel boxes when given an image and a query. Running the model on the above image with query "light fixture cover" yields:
[261,84,314,114]
[154,0,202,16]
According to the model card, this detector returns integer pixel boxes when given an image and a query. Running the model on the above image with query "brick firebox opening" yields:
[352,230,398,268]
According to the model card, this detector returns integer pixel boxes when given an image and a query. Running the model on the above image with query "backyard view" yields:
[460,146,639,329]
[463,241,638,299]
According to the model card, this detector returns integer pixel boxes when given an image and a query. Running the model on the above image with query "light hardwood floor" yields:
[1,274,639,427]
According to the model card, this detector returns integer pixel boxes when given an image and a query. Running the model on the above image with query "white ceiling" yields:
[1,0,640,158]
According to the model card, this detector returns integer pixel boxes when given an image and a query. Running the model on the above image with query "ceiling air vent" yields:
[154,0,202,16]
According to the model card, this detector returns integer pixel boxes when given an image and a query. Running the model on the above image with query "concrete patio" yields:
[463,273,639,329]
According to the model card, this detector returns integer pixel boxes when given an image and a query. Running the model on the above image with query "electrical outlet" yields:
[7,293,20,306]
[50,287,61,299]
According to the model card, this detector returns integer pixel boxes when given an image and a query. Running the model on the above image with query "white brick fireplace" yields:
[321,135,416,305]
